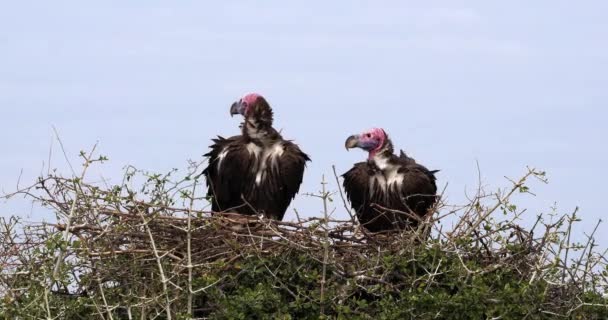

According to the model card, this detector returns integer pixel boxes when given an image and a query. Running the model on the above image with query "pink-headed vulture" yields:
[202,93,310,221]
[342,128,438,233]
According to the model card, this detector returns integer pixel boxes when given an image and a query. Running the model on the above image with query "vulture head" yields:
[230,93,274,129]
[345,128,391,159]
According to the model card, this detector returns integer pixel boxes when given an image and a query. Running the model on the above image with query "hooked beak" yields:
[230,101,241,117]
[345,135,360,151]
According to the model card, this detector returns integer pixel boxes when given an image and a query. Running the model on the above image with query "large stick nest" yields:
[1,159,606,318]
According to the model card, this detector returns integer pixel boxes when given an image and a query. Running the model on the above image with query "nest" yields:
[1,161,606,318]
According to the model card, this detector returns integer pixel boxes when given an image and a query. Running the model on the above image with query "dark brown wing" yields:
[399,150,417,165]
[343,162,398,232]
[342,162,371,217]
[262,141,310,220]
[397,151,439,186]
[396,163,438,219]
[202,136,255,213]
[343,158,439,233]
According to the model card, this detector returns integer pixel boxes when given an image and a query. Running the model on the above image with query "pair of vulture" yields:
[203,93,438,233]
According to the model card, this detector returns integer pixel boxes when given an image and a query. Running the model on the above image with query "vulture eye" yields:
[366,133,372,138]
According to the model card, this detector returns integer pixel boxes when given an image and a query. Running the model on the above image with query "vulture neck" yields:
[242,103,275,140]
[369,140,395,170]
[242,117,277,142]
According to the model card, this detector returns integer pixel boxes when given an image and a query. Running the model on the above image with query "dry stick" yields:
[424,259,443,293]
[529,236,553,285]
[97,276,115,320]
[320,175,330,317]
[42,280,53,320]
[460,169,536,239]
[52,126,76,176]
[44,140,97,320]
[453,160,484,233]
[186,179,198,317]
[582,237,597,293]
[562,209,578,284]
[91,299,108,320]
[370,204,424,223]
[52,143,97,279]
[428,182,449,227]
[46,134,54,176]
[262,264,298,300]
[84,227,115,320]
[575,219,601,272]
[191,277,226,295]
[579,219,602,292]
[137,208,172,320]
[584,246,608,283]
[331,165,356,224]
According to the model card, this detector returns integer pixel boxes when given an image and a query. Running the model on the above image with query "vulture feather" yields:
[342,128,438,232]
[202,93,310,221]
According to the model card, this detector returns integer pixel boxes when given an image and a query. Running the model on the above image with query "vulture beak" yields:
[345,135,359,151]
[230,101,241,117]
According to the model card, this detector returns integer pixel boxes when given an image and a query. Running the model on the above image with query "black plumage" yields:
[343,129,438,232]
[202,94,310,221]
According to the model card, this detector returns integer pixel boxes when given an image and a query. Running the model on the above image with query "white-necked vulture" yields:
[202,93,310,221]
[342,128,438,232]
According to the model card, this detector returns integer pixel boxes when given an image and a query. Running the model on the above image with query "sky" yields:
[0,1,607,244]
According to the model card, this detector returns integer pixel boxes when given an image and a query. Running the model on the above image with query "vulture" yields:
[202,93,310,221]
[342,128,438,233]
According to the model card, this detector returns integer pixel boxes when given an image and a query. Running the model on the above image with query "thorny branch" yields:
[0,150,605,318]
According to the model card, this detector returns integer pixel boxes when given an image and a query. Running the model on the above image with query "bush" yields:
[1,151,606,319]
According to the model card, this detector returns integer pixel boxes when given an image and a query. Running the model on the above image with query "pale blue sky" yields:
[1,1,606,243]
